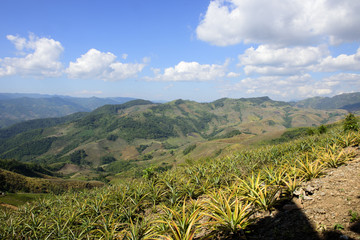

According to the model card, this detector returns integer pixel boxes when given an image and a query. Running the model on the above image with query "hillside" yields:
[0,158,104,193]
[0,116,359,239]
[0,168,104,194]
[1,91,359,129]
[295,92,360,111]
[0,93,136,128]
[0,97,347,183]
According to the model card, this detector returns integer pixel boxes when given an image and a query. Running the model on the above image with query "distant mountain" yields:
[295,92,360,111]
[0,93,136,128]
[0,97,346,169]
[0,93,55,100]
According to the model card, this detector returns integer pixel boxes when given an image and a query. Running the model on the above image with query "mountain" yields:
[1,91,358,129]
[0,96,347,183]
[1,111,359,239]
[295,92,360,111]
[0,93,136,128]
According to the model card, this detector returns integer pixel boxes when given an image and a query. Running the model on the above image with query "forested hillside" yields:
[0,96,348,184]
[1,113,359,239]
[295,92,360,111]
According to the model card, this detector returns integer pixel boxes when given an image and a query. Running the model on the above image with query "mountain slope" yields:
[0,97,347,178]
[0,94,136,128]
[295,92,360,111]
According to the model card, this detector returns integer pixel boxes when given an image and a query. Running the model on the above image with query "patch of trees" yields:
[101,156,117,164]
[136,145,149,153]
[183,144,197,155]
[220,130,242,139]
[282,111,293,128]
[0,159,53,178]
[142,154,153,161]
[0,137,57,160]
[75,113,105,129]
[105,160,134,173]
[106,134,118,141]
[92,99,153,115]
[212,98,227,108]
[69,150,88,165]
[111,115,178,141]
[0,112,87,140]
[0,129,43,153]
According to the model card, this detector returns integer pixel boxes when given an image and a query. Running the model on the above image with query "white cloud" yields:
[322,73,360,88]
[73,90,103,96]
[238,44,360,76]
[0,34,63,77]
[221,71,360,100]
[227,72,241,78]
[238,45,328,75]
[316,48,360,72]
[66,49,147,81]
[147,61,228,82]
[220,74,338,100]
[196,0,360,46]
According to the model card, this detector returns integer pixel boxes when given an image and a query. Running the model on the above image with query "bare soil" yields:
[247,147,360,240]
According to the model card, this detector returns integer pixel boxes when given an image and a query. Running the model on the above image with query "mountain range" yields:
[0,93,136,128]
[1,92,360,129]
[0,93,353,182]
[294,92,360,111]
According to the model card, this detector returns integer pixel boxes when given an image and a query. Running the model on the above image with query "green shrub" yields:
[101,156,117,164]
[106,134,118,141]
[343,113,359,131]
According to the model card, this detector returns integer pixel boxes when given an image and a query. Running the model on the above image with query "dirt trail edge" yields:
[247,147,360,240]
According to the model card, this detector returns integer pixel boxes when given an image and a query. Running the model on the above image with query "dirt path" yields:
[247,148,360,240]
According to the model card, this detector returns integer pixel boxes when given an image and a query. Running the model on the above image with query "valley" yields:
[0,93,359,239]
[0,96,348,184]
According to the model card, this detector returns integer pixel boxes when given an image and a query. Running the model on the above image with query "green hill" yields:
[0,97,347,184]
[295,92,360,111]
[0,114,359,239]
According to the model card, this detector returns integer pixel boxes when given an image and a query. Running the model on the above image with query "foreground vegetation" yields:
[0,115,359,239]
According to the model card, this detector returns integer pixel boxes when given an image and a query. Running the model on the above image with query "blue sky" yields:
[1,0,360,102]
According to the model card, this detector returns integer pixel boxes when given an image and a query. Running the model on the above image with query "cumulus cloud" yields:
[238,45,328,75]
[146,60,229,81]
[227,72,241,78]
[0,34,63,77]
[221,71,360,100]
[316,48,360,72]
[196,0,360,46]
[221,74,337,100]
[66,49,147,81]
[322,73,360,88]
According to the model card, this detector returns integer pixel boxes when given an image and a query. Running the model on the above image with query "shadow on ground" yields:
[244,198,358,240]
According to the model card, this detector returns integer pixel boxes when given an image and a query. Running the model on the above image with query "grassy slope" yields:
[0,98,348,183]
[0,168,104,193]
[1,116,359,239]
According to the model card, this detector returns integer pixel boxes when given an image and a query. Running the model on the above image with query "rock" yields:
[302,195,313,200]
[293,188,305,197]
[304,185,316,195]
[314,208,326,214]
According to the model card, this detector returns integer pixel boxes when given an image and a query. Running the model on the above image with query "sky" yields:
[1,0,360,102]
